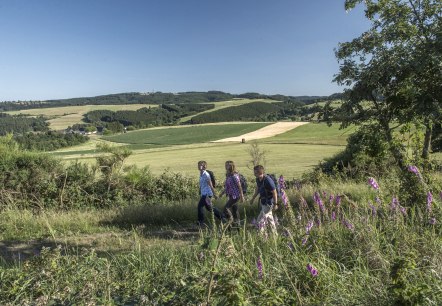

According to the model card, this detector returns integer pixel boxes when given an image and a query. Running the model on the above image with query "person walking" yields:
[249,165,278,235]
[219,160,245,227]
[197,160,223,227]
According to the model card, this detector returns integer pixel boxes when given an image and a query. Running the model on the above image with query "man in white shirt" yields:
[197,160,224,226]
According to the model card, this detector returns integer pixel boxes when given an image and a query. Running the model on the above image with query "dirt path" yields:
[212,122,309,143]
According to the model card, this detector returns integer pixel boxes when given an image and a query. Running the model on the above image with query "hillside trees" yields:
[14,132,89,151]
[0,113,49,135]
[82,104,214,131]
[324,0,442,167]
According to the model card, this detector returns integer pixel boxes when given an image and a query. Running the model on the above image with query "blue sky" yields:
[0,0,369,101]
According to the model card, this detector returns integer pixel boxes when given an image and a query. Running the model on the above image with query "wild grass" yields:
[1,179,441,305]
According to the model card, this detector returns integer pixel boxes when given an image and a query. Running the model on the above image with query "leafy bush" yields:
[0,138,198,210]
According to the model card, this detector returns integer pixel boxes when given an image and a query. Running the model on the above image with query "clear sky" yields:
[0,0,369,101]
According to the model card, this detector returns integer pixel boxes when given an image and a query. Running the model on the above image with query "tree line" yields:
[79,103,215,133]
[0,113,49,135]
[14,132,89,151]
[0,91,335,112]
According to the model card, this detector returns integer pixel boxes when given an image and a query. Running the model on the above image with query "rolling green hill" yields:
[103,123,270,145]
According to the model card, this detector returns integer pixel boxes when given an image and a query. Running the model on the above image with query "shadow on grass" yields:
[0,199,262,265]
[100,198,261,231]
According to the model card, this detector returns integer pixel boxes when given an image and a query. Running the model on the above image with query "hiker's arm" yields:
[250,187,259,205]
[218,180,226,198]
[236,177,245,202]
[207,177,218,199]
[272,188,278,208]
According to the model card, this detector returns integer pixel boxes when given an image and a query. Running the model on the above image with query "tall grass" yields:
[1,180,441,304]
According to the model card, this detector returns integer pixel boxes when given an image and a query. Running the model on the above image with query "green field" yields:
[261,122,354,146]
[103,122,269,145]
[178,98,280,123]
[6,104,158,130]
[53,122,346,178]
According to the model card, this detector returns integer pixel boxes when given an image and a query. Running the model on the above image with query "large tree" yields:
[325,0,442,167]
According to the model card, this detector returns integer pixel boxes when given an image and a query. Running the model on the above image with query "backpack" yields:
[206,170,216,188]
[266,174,282,197]
[238,173,248,194]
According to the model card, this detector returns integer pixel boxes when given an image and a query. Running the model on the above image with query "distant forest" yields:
[0,91,342,112]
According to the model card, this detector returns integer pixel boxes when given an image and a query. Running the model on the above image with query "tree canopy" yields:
[324,0,442,166]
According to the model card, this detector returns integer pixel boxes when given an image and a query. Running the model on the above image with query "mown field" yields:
[6,104,158,130]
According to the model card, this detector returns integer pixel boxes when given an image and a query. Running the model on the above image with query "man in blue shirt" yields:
[197,160,223,227]
[250,165,278,234]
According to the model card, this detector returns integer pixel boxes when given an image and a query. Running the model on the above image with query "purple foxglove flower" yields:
[429,217,436,225]
[375,196,382,204]
[407,165,422,180]
[301,237,308,245]
[427,192,433,212]
[331,211,336,221]
[278,175,286,190]
[407,165,419,174]
[314,192,325,212]
[369,202,377,216]
[342,219,354,231]
[288,242,295,251]
[281,191,288,208]
[305,220,314,234]
[315,219,321,227]
[251,218,257,225]
[335,195,341,207]
[368,177,379,190]
[307,263,318,277]
[391,197,399,210]
[329,194,335,203]
[400,206,407,216]
[311,268,318,277]
[256,257,263,280]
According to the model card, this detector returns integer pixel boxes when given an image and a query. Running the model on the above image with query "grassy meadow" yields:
[1,180,441,304]
[52,122,347,178]
[2,116,441,304]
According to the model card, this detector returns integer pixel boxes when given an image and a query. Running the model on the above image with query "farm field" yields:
[261,122,354,146]
[53,122,346,178]
[6,104,158,130]
[103,122,269,145]
[178,98,280,122]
